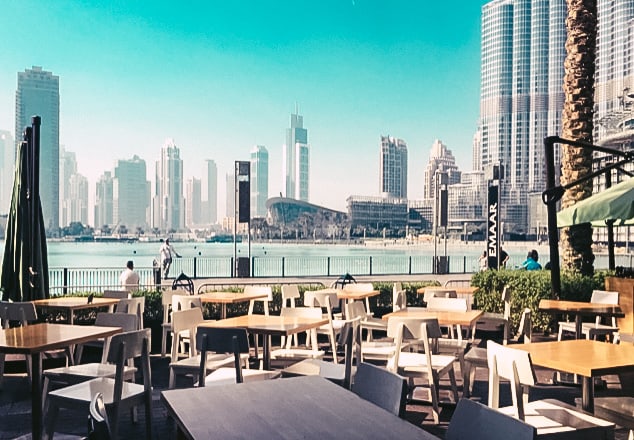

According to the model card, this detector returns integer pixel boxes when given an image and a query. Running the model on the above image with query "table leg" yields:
[575,315,583,339]
[31,353,43,440]
[581,376,594,412]
[221,304,227,320]
[262,334,271,370]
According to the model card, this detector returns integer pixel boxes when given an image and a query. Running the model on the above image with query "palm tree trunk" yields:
[560,0,597,275]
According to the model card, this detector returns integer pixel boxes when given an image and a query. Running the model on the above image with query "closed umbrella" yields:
[1,116,49,301]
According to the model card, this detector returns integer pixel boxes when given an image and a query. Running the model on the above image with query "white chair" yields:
[281,285,301,347]
[423,288,457,304]
[342,282,375,316]
[45,329,153,440]
[475,285,512,345]
[115,297,145,330]
[160,290,178,357]
[387,317,460,424]
[169,307,204,364]
[487,340,614,439]
[393,283,407,312]
[304,290,343,362]
[463,308,532,398]
[269,307,325,366]
[103,290,130,299]
[42,312,139,411]
[426,297,469,340]
[558,290,620,341]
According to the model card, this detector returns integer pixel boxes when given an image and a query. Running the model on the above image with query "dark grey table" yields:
[161,376,440,439]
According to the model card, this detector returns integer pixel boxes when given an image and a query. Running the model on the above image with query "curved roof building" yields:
[265,197,347,225]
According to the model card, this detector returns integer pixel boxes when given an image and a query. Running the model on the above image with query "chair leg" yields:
[429,378,441,425]
[168,367,176,389]
[145,392,153,440]
[161,328,168,357]
[463,362,472,399]
[448,368,459,402]
[41,376,51,412]
[0,353,4,390]
[110,402,121,440]
[44,400,59,440]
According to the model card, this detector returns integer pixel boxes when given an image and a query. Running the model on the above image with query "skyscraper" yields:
[423,140,461,199]
[114,155,150,230]
[94,171,113,229]
[15,66,60,231]
[60,147,77,227]
[186,177,202,228]
[250,145,269,217]
[283,110,309,201]
[479,0,566,232]
[153,139,183,232]
[379,135,408,199]
[204,159,218,225]
[67,173,88,226]
[0,130,14,214]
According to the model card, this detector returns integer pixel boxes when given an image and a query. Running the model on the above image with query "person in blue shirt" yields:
[522,249,542,270]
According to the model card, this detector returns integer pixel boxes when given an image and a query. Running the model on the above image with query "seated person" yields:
[522,249,542,270]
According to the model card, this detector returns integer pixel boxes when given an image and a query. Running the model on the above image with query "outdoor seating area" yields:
[2,281,634,439]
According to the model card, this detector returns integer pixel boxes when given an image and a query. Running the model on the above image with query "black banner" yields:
[487,184,499,270]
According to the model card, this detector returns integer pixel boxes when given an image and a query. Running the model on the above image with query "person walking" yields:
[159,238,181,279]
[119,260,140,291]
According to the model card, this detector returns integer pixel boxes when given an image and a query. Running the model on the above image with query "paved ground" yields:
[0,331,631,439]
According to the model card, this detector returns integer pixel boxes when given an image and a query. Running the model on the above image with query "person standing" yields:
[500,247,510,268]
[159,238,181,279]
[119,260,140,291]
[478,250,488,271]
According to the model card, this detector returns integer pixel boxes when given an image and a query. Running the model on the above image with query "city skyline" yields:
[0,1,484,221]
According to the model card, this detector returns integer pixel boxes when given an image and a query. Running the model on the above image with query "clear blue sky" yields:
[0,0,486,220]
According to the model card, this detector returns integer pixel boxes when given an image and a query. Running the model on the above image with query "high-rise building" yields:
[225,172,235,222]
[204,159,218,225]
[479,0,566,233]
[423,140,461,199]
[67,173,89,226]
[15,66,60,231]
[115,155,150,230]
[0,131,14,214]
[250,145,269,218]
[186,177,202,228]
[94,171,114,229]
[379,135,408,199]
[153,139,184,232]
[60,147,77,227]
[283,111,309,201]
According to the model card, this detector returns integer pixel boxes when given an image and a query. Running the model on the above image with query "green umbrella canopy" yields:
[1,136,49,301]
[557,177,634,228]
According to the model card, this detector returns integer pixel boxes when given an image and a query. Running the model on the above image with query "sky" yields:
[0,0,486,222]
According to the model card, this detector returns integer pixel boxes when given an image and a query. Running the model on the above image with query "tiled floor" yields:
[0,334,632,439]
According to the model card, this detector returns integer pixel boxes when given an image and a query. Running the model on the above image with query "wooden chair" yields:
[388,317,460,424]
[168,307,247,389]
[487,340,614,439]
[463,308,531,398]
[558,290,620,341]
[281,317,362,390]
[446,398,536,440]
[304,290,343,362]
[43,312,139,410]
[351,362,408,418]
[196,327,279,386]
[45,329,153,440]
[103,290,130,299]
[115,297,145,330]
[86,392,112,440]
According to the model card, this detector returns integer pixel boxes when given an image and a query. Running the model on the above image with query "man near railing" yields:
[159,238,181,279]
[119,260,140,291]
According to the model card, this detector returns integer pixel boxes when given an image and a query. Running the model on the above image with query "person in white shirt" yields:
[119,260,140,291]
[159,238,181,279]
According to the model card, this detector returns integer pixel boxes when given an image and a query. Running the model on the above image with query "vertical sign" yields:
[487,184,499,270]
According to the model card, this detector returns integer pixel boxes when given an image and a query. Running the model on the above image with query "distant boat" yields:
[94,235,139,243]
[206,234,241,243]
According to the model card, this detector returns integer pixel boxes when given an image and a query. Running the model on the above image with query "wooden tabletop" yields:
[515,339,634,377]
[382,308,483,327]
[32,297,119,311]
[199,291,268,304]
[0,323,122,355]
[416,286,478,295]
[161,375,438,440]
[337,289,380,301]
[538,299,624,317]
[198,314,329,336]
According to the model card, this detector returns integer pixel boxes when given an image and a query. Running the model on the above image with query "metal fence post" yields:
[327,257,330,276]
[369,256,372,275]
[63,268,68,295]
[409,256,412,275]
[282,256,285,277]
[193,257,197,279]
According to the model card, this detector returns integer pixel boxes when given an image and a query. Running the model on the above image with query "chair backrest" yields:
[95,312,139,363]
[347,301,368,321]
[304,291,337,317]
[106,329,152,403]
[487,340,536,419]
[161,290,178,325]
[351,362,408,418]
[0,301,38,327]
[590,290,619,305]
[196,327,250,385]
[386,317,442,374]
[393,287,407,312]
[172,294,203,312]
[280,307,323,351]
[393,282,402,293]
[426,297,468,312]
[103,290,130,299]
[87,392,112,440]
[444,279,471,288]
[115,297,145,330]
[281,285,301,308]
[246,285,273,315]
[501,285,512,320]
[423,289,457,303]
[338,317,362,389]
[514,308,532,343]
[446,398,536,440]
[171,307,205,360]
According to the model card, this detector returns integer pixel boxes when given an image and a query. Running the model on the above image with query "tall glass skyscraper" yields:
[115,155,150,230]
[15,66,60,231]
[250,145,269,218]
[283,111,309,201]
[154,139,183,231]
[379,135,408,199]
[479,0,565,233]
[205,159,218,225]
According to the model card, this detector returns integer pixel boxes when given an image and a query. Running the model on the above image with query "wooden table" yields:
[199,315,328,370]
[199,291,268,319]
[32,297,120,324]
[539,299,624,339]
[416,286,478,295]
[161,375,439,440]
[515,339,634,412]
[382,309,483,342]
[0,323,122,440]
